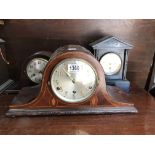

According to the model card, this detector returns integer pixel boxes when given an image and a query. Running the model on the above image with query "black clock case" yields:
[0,39,9,85]
[19,51,52,88]
[0,39,17,93]
[89,36,133,92]
[145,52,155,97]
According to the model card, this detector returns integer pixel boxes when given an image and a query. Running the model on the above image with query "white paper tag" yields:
[68,64,81,72]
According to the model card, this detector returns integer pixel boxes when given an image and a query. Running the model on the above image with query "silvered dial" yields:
[26,58,48,83]
[50,58,98,103]
[100,53,122,75]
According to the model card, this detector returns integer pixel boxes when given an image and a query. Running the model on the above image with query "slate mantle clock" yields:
[89,36,133,92]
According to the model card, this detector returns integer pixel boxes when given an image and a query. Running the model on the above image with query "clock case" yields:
[20,51,52,88]
[89,36,133,92]
[145,52,155,96]
[0,39,17,93]
[0,39,9,85]
[6,45,137,117]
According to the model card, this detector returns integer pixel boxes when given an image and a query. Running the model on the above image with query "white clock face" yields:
[100,53,122,75]
[26,58,48,83]
[50,58,98,103]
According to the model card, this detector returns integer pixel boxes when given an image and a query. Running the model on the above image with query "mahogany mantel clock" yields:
[6,45,137,116]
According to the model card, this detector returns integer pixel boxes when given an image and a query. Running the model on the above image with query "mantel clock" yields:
[20,51,52,87]
[89,36,133,92]
[6,45,137,116]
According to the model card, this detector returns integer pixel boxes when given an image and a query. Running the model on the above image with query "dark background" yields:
[0,19,154,88]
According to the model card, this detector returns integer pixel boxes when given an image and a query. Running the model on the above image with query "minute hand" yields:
[63,68,75,83]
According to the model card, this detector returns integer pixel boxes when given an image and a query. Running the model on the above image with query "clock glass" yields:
[50,58,98,103]
[26,58,48,83]
[100,53,122,75]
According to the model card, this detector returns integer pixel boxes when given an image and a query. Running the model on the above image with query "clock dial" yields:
[50,58,98,103]
[100,53,122,75]
[26,58,48,83]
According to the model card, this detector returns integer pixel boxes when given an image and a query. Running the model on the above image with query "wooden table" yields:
[0,85,155,135]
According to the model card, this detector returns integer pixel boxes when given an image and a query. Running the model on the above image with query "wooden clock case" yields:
[6,45,137,116]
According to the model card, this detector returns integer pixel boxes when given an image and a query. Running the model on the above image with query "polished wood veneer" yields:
[6,45,137,116]
[0,85,154,134]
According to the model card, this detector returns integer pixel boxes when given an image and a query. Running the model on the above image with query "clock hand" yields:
[62,68,75,84]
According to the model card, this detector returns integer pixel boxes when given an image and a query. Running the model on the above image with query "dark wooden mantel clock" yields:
[6,45,137,116]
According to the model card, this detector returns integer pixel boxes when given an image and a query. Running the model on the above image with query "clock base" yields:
[6,106,137,117]
[106,80,130,92]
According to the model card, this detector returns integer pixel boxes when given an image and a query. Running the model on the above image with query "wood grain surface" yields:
[7,45,136,116]
[0,85,155,135]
